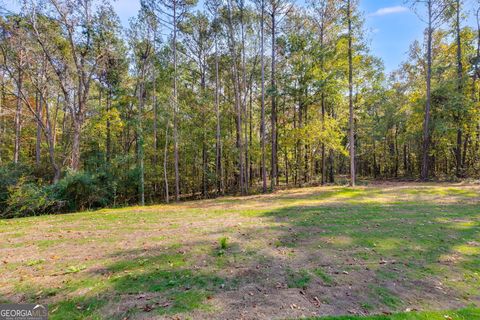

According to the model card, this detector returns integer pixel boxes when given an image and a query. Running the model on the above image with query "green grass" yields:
[1,184,479,319]
[286,269,312,289]
[313,267,335,286]
[49,297,106,320]
[309,307,480,319]
[369,285,402,308]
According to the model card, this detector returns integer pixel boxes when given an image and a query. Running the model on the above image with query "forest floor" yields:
[1,182,480,320]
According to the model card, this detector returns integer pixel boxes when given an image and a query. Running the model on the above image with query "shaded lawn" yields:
[311,306,480,319]
[0,183,479,319]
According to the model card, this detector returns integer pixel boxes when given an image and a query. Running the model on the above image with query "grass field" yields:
[1,182,479,319]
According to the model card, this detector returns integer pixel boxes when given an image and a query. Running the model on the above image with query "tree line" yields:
[0,0,479,217]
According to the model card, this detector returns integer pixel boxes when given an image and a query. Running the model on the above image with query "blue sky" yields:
[362,0,478,72]
[3,0,478,72]
[360,0,424,72]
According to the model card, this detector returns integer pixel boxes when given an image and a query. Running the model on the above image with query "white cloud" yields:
[368,6,409,17]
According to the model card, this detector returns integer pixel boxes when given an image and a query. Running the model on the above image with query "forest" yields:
[0,0,479,217]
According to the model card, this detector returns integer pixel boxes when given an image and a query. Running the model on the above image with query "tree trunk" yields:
[329,150,335,183]
[455,0,464,178]
[44,103,61,183]
[71,117,82,170]
[14,67,22,164]
[36,91,42,167]
[153,27,158,176]
[260,0,267,193]
[227,0,245,195]
[304,104,309,183]
[321,90,326,185]
[173,2,180,201]
[215,36,222,195]
[39,98,61,183]
[164,119,170,204]
[137,78,146,206]
[0,71,4,164]
[240,3,249,194]
[421,1,433,180]
[202,140,207,197]
[16,81,60,183]
[249,80,253,185]
[394,127,399,177]
[347,0,356,186]
[271,8,277,191]
[0,72,3,164]
[200,60,208,198]
[106,87,112,164]
[373,139,378,178]
[71,88,85,171]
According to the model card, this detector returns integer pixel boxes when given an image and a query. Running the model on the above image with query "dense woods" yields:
[1,0,480,217]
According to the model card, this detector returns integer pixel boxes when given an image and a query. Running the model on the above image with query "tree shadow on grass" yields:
[253,200,480,315]
[55,244,241,319]
[5,189,480,319]
[7,241,238,319]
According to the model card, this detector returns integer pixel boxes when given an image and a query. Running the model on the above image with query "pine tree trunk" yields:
[347,0,356,186]
[421,1,433,180]
[215,36,222,195]
[173,2,180,201]
[227,0,245,195]
[137,76,146,206]
[455,0,464,178]
[271,8,277,191]
[164,120,170,204]
[260,0,267,193]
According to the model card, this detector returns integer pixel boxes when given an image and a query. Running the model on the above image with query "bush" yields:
[0,169,116,218]
[51,170,112,212]
[0,164,35,217]
[4,178,61,218]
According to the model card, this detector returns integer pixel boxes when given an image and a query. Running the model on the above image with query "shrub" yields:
[0,164,35,217]
[0,165,119,218]
[4,178,60,218]
[52,171,112,212]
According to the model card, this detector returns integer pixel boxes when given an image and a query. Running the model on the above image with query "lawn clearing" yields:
[1,182,479,319]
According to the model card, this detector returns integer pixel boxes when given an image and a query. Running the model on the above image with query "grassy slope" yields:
[0,183,479,319]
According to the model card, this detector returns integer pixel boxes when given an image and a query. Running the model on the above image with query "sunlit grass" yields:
[0,183,479,319]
